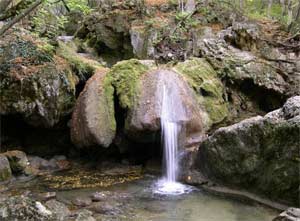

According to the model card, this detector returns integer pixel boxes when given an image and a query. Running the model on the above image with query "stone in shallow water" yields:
[72,197,92,207]
[74,209,95,221]
[91,192,110,202]
[88,202,119,215]
[45,199,71,220]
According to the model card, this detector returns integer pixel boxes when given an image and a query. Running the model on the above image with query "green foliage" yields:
[31,0,92,38]
[57,42,101,81]
[32,2,67,38]
[67,0,92,14]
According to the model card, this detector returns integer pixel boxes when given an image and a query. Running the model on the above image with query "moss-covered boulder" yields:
[3,150,29,174]
[0,33,78,127]
[125,68,204,145]
[0,154,12,182]
[109,59,150,109]
[174,58,229,128]
[70,67,116,148]
[196,96,300,206]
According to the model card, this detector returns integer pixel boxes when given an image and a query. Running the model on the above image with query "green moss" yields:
[174,57,228,125]
[108,59,149,109]
[103,74,117,133]
[57,42,102,81]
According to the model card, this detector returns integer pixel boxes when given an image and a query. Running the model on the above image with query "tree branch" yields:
[0,0,43,36]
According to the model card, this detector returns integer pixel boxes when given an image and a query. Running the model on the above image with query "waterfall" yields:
[154,70,192,195]
[161,84,181,182]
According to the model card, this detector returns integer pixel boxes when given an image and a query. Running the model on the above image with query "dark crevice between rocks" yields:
[91,36,135,67]
[110,89,162,169]
[238,79,286,112]
[0,114,73,158]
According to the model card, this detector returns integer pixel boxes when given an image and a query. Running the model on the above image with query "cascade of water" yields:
[154,72,193,195]
[161,84,180,182]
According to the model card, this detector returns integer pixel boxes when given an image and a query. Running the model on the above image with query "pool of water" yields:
[54,175,277,221]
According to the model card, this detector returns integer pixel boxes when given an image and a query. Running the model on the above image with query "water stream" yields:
[154,76,192,195]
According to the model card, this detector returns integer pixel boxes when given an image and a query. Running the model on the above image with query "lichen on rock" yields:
[196,96,300,206]
[109,59,149,109]
[0,32,78,128]
[174,57,229,127]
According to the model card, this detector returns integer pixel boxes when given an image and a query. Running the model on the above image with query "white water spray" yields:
[154,70,193,195]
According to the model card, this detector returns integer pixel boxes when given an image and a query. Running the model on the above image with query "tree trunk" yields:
[0,0,43,36]
[185,0,195,13]
[286,0,292,26]
[295,1,300,22]
[239,0,244,11]
[267,0,273,18]
[280,0,286,16]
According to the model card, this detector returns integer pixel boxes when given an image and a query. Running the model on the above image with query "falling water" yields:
[161,84,180,182]
[154,71,193,195]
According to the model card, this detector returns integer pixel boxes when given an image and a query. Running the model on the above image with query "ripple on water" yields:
[153,179,194,196]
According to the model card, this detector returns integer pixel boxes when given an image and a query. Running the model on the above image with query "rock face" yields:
[71,68,116,148]
[174,58,229,127]
[0,155,12,182]
[196,96,300,206]
[273,208,300,221]
[0,32,78,128]
[3,150,29,174]
[125,68,204,146]
[0,196,54,220]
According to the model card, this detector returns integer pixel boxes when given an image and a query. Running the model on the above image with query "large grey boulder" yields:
[0,196,54,220]
[196,96,300,206]
[0,32,78,128]
[70,68,116,148]
[125,68,204,147]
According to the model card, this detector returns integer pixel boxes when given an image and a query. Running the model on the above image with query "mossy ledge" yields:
[174,57,229,126]
[108,59,149,109]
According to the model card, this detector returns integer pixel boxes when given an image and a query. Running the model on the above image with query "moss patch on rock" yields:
[57,42,103,81]
[0,32,78,127]
[174,58,228,126]
[108,59,149,109]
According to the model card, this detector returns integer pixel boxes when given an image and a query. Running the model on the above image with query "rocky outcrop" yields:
[273,208,300,221]
[125,68,204,146]
[0,195,54,220]
[174,58,229,127]
[0,155,12,182]
[196,96,300,206]
[3,150,29,174]
[71,68,116,148]
[0,31,78,128]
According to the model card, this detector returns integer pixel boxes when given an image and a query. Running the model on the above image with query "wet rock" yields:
[125,68,204,146]
[174,58,229,127]
[196,96,300,206]
[3,150,29,174]
[72,197,92,207]
[74,209,95,221]
[0,195,54,220]
[0,155,12,182]
[273,208,300,221]
[45,199,71,220]
[70,68,116,148]
[28,155,70,172]
[0,31,78,128]
[91,192,109,202]
[88,202,117,215]
[35,192,57,201]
